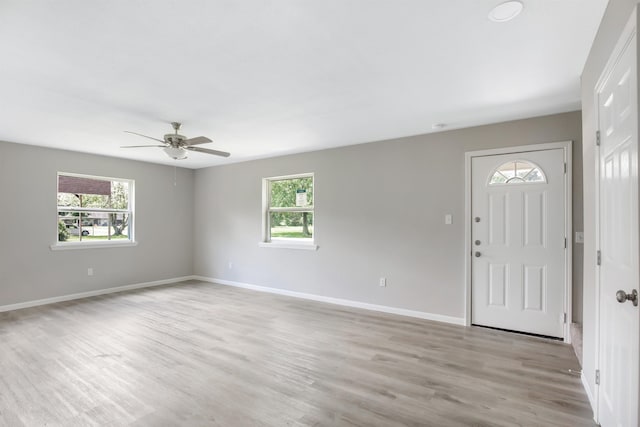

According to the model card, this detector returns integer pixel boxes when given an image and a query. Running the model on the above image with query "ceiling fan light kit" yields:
[122,122,230,160]
[164,146,188,160]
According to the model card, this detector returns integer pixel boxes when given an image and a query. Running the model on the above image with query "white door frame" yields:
[592,7,638,424]
[464,141,573,342]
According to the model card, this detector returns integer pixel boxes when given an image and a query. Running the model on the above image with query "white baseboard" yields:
[194,276,466,326]
[1,275,466,326]
[0,275,197,313]
[581,371,597,422]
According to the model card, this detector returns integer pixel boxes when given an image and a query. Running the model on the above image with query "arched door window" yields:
[488,160,546,185]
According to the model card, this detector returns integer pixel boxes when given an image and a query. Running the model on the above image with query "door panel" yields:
[489,264,507,307]
[523,191,545,247]
[471,149,565,337]
[489,193,508,246]
[523,265,545,311]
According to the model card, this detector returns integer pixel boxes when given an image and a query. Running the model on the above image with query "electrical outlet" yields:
[87,268,94,276]
[379,277,386,287]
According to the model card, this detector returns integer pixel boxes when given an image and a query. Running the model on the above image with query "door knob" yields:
[474,251,481,257]
[475,240,481,246]
[616,289,638,307]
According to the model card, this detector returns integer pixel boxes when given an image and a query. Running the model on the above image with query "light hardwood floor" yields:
[0,280,594,426]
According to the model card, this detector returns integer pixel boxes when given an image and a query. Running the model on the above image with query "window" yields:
[489,160,546,185]
[56,173,134,245]
[262,173,316,249]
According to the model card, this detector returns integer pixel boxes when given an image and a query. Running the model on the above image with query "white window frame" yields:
[51,172,137,250]
[259,172,318,250]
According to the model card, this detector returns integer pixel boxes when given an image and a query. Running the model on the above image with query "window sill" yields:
[50,241,138,251]
[258,241,318,251]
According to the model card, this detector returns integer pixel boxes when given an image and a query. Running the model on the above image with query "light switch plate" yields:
[445,214,452,225]
[575,232,584,244]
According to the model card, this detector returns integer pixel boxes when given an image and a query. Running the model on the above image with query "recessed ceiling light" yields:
[488,1,524,22]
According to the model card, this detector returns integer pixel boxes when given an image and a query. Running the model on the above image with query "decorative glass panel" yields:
[489,160,546,185]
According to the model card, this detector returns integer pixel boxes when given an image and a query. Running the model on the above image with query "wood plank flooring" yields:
[0,280,595,426]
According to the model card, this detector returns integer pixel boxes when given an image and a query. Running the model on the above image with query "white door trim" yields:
[592,7,637,424]
[464,141,573,342]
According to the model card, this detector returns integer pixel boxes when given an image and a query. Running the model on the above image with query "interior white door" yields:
[596,23,639,427]
[471,149,566,337]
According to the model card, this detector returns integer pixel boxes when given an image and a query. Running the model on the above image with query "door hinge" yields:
[564,238,567,249]
[597,250,602,266]
[595,369,600,385]
[563,313,567,324]
[564,162,567,174]
[596,130,601,146]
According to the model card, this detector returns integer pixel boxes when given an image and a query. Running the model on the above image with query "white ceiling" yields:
[0,0,608,169]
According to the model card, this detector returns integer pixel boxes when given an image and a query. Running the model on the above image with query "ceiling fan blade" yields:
[183,136,212,146]
[186,146,231,157]
[121,144,167,148]
[123,131,165,143]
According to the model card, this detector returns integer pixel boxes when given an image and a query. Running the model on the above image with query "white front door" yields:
[596,16,639,427]
[471,149,566,338]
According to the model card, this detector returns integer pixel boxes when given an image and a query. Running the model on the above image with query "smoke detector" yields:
[489,1,524,22]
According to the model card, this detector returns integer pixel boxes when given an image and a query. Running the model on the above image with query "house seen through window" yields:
[57,173,133,243]
[264,174,314,242]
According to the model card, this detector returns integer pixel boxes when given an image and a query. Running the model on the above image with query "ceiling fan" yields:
[122,122,230,160]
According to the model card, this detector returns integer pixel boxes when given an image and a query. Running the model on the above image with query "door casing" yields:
[464,141,573,342]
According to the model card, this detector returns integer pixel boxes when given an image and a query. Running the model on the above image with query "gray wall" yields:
[0,141,194,306]
[580,0,637,409]
[0,111,584,322]
[194,111,583,321]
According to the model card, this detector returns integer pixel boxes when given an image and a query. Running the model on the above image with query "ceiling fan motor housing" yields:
[164,134,187,147]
